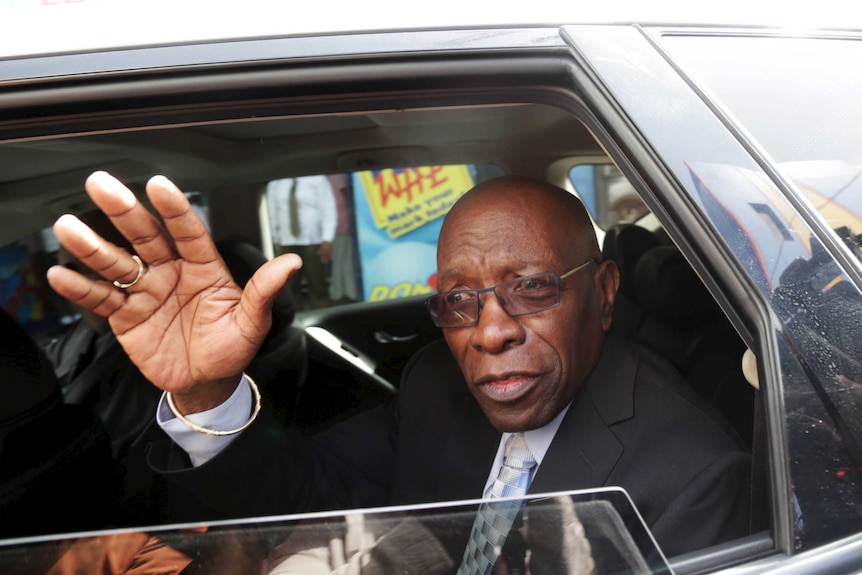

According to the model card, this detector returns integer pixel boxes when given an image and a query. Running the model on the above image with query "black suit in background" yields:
[43,319,162,460]
[136,335,751,558]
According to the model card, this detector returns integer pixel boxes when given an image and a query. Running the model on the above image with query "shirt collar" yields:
[483,401,572,496]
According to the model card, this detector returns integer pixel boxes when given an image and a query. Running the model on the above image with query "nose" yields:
[468,290,526,353]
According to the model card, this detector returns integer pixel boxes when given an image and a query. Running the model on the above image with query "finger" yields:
[145,175,221,266]
[46,264,126,318]
[344,514,364,555]
[84,171,176,265]
[329,537,346,569]
[53,214,150,291]
[236,254,303,338]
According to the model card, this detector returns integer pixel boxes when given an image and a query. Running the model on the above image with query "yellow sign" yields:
[359,165,474,239]
[369,281,435,302]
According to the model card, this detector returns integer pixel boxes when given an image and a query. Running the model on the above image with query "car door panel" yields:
[292,296,443,432]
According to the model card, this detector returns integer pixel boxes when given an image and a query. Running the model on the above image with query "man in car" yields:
[47,171,751,560]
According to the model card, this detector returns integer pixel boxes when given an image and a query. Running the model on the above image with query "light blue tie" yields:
[457,433,536,575]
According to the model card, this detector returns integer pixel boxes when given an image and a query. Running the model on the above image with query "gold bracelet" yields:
[165,375,261,436]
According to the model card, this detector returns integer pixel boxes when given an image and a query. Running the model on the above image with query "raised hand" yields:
[47,171,302,414]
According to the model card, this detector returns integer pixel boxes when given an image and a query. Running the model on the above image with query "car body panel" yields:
[0,0,856,58]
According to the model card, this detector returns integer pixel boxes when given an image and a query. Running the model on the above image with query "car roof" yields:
[0,0,857,59]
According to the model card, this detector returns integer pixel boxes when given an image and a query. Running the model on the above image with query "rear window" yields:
[569,163,649,229]
[259,164,499,311]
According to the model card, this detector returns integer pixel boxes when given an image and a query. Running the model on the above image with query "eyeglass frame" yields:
[424,257,599,328]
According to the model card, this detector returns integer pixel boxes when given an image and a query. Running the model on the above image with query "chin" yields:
[484,410,547,433]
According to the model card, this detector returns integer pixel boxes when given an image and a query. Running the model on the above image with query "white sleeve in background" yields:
[266,178,290,246]
[317,176,338,243]
[156,375,254,467]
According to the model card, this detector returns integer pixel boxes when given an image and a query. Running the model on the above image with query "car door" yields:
[562,24,862,573]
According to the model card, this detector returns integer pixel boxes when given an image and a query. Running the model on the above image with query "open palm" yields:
[47,171,301,413]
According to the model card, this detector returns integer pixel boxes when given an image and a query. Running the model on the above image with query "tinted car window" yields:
[662,33,862,550]
[664,35,862,238]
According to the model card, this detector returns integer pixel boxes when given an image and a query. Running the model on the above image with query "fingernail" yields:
[150,175,179,193]
[88,171,136,208]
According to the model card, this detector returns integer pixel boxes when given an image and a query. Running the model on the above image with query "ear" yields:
[596,259,620,332]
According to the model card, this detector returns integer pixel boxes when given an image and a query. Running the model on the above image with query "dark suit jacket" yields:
[137,335,750,558]
[43,319,162,459]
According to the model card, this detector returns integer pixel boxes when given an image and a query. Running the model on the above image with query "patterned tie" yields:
[457,433,536,575]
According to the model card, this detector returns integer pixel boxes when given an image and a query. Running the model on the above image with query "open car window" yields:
[0,98,753,545]
[0,100,756,558]
[663,35,862,243]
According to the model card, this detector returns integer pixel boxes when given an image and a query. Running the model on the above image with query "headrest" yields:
[602,224,662,299]
[217,236,296,330]
[633,246,715,324]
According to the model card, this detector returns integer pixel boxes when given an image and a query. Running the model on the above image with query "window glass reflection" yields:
[665,35,862,239]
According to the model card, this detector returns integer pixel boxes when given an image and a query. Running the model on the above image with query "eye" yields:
[515,275,549,291]
[444,290,476,306]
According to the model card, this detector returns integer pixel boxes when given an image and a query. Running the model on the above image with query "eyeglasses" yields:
[424,258,598,328]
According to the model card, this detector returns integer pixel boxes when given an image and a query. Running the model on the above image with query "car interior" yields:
[0,99,762,560]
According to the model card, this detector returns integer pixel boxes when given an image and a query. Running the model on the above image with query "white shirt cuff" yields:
[156,374,253,467]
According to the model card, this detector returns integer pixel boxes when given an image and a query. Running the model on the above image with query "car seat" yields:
[601,224,754,446]
[601,223,663,339]
[632,245,753,445]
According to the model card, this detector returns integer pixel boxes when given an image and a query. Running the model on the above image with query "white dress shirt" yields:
[266,175,337,246]
[156,376,252,467]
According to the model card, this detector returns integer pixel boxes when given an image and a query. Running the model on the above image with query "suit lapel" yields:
[529,395,622,492]
[529,336,638,494]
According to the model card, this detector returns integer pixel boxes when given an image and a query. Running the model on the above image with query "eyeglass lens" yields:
[427,273,561,327]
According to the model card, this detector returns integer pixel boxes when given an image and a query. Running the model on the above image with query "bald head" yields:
[439,176,600,282]
[448,176,593,227]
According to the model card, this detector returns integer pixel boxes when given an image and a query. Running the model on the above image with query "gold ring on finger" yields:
[113,254,146,290]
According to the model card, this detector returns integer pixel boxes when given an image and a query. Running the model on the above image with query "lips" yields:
[475,373,538,402]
